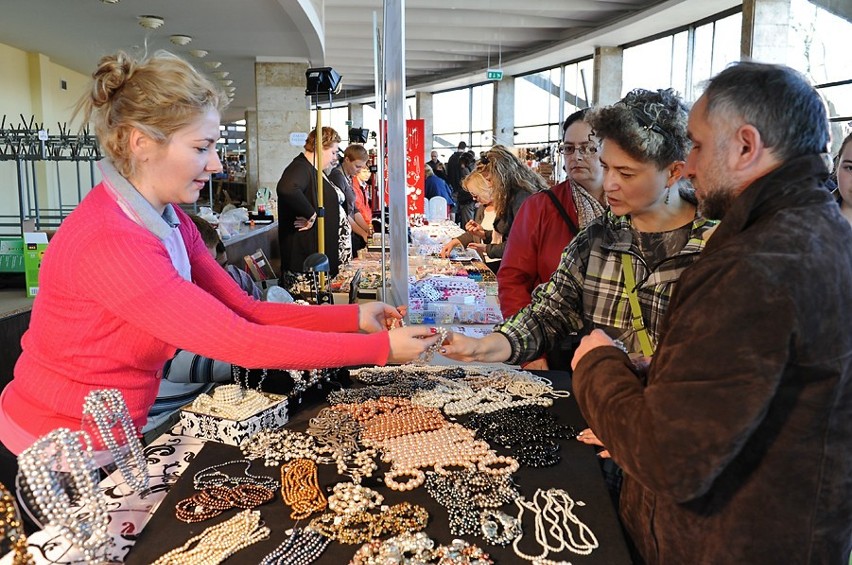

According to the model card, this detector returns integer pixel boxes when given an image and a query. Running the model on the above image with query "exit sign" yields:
[486,69,503,81]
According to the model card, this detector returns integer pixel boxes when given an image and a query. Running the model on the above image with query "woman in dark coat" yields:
[276,127,344,276]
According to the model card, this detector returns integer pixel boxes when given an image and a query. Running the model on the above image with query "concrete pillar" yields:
[493,79,515,148]
[254,61,310,194]
[348,103,364,131]
[593,46,623,106]
[244,109,258,197]
[741,0,793,65]
[415,92,433,156]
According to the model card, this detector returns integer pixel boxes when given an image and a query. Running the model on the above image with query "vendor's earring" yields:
[664,186,671,205]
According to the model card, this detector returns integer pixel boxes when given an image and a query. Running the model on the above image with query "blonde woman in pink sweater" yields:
[0,50,437,494]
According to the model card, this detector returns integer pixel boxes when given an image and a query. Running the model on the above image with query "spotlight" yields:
[305,67,342,96]
[349,128,370,144]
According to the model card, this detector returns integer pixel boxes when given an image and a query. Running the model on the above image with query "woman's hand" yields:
[465,220,485,239]
[439,332,512,363]
[358,302,404,333]
[440,238,462,258]
[387,326,442,364]
[467,242,486,255]
[294,213,317,231]
[576,428,611,459]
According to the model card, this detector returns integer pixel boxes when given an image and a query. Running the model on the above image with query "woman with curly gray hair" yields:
[441,88,717,504]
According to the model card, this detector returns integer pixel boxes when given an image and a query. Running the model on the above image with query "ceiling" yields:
[0,0,738,123]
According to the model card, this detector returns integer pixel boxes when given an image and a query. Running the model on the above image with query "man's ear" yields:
[732,124,763,170]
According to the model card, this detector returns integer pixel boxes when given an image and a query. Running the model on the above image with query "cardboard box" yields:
[0,238,24,273]
[23,232,49,298]
[177,392,288,446]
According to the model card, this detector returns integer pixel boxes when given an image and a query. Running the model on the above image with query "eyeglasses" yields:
[558,144,598,156]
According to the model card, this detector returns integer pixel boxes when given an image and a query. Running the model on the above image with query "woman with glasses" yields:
[441,89,716,501]
[497,109,606,370]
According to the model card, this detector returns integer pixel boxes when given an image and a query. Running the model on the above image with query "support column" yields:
[741,0,793,65]
[254,61,310,194]
[492,79,514,147]
[27,53,50,217]
[348,103,364,131]
[415,91,433,154]
[244,109,258,196]
[593,46,623,105]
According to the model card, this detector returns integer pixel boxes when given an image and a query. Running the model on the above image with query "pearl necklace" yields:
[17,428,110,563]
[190,384,274,420]
[512,488,599,562]
[258,527,330,565]
[82,388,149,493]
[151,509,270,565]
[192,458,278,490]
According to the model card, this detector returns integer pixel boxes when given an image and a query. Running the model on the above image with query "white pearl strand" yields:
[151,508,269,565]
[82,388,149,493]
[17,429,110,564]
[512,488,599,564]
[412,381,553,416]
[191,384,274,420]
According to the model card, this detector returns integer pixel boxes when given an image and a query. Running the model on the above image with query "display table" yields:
[4,372,632,564]
[124,373,631,564]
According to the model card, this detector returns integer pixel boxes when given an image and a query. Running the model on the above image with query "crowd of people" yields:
[0,45,849,565]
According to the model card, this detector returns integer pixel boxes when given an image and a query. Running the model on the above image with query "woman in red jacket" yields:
[497,109,606,370]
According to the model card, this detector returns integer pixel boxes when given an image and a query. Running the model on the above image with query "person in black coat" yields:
[276,127,344,276]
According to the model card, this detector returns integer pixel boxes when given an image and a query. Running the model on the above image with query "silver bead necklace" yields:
[17,428,110,563]
[82,388,150,493]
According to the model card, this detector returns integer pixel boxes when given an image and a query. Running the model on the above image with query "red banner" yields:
[381,119,425,216]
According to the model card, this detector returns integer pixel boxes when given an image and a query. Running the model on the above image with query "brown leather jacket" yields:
[573,154,852,564]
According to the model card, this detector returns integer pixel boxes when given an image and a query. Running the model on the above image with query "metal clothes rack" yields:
[0,115,100,237]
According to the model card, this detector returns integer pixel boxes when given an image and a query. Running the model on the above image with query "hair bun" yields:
[91,51,136,107]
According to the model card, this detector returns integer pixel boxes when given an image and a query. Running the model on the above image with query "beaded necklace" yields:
[512,488,599,562]
[466,405,578,467]
[280,458,327,520]
[192,458,278,490]
[425,468,519,536]
[240,428,327,467]
[308,502,429,545]
[151,509,270,565]
[190,384,274,420]
[258,527,330,565]
[351,531,495,565]
[174,483,274,523]
[82,388,149,493]
[0,482,34,565]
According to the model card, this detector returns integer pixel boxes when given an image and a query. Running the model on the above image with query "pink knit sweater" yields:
[2,183,388,443]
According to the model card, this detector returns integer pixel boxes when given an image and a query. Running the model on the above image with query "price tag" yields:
[37,130,48,141]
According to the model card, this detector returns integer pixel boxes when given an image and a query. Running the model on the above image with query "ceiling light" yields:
[226,86,236,93]
[169,35,192,46]
[213,71,229,79]
[305,67,342,96]
[188,49,208,58]
[204,61,222,69]
[137,15,165,29]
[220,79,234,86]
[100,0,120,4]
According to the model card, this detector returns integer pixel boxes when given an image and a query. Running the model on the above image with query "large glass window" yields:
[621,9,742,101]
[513,58,594,157]
[789,0,852,150]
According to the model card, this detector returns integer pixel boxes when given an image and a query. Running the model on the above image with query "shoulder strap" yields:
[620,253,655,357]
[544,189,580,236]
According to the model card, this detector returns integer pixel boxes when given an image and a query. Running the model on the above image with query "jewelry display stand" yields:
[16,429,110,564]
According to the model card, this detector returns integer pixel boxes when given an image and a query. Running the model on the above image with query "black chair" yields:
[302,253,332,304]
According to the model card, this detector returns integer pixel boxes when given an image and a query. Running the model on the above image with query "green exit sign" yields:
[486,69,503,81]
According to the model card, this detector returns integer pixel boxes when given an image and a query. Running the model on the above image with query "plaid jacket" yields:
[498,211,716,363]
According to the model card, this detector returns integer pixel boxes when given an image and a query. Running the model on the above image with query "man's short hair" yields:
[458,141,467,150]
[344,144,368,162]
[703,61,829,162]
